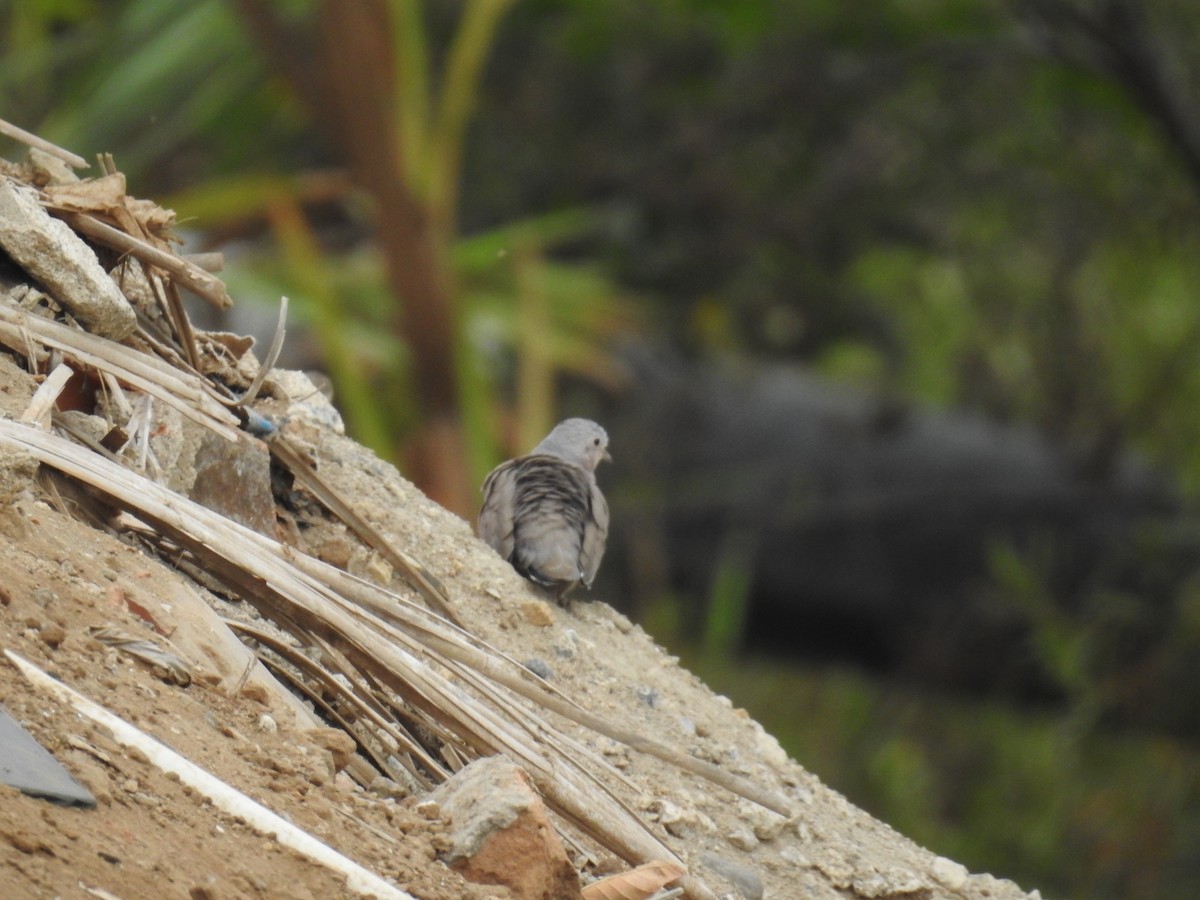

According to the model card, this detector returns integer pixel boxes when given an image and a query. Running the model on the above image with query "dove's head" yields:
[534,418,611,471]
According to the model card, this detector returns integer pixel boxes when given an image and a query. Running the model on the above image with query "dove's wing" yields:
[478,459,520,562]
[508,456,593,587]
[580,479,609,588]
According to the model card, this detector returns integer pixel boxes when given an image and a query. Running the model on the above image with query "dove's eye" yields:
[592,438,600,446]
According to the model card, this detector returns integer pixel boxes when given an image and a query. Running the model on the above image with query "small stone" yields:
[635,686,660,708]
[930,856,969,890]
[734,801,785,842]
[31,588,58,607]
[415,799,441,820]
[271,369,345,435]
[643,798,713,837]
[317,536,355,569]
[523,658,553,680]
[850,867,928,897]
[609,611,634,633]
[753,723,789,768]
[256,714,277,734]
[38,623,66,648]
[551,629,580,659]
[701,852,764,900]
[188,430,276,537]
[55,410,110,445]
[520,599,555,627]
[364,553,393,586]
[239,682,270,705]
[303,727,357,772]
[726,824,758,851]
[6,831,46,854]
[369,776,409,801]
[430,756,580,899]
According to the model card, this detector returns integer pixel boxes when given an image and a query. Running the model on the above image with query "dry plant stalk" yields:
[0,116,87,167]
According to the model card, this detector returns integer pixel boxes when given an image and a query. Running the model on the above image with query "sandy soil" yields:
[0,351,1040,900]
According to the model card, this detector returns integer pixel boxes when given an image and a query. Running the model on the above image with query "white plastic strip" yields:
[5,649,413,900]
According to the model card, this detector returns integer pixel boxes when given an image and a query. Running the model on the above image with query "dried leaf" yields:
[582,859,687,900]
[45,174,177,239]
[124,195,177,235]
[44,173,128,213]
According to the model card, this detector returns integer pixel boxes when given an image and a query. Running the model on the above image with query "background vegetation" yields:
[4,0,1200,896]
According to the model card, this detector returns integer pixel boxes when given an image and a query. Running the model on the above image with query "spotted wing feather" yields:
[478,459,519,562]
[509,456,594,589]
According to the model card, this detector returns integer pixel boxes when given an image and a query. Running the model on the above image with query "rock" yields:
[551,629,581,659]
[635,686,660,708]
[188,428,275,536]
[752,721,789,768]
[55,410,111,445]
[520,599,555,627]
[0,177,137,340]
[523,657,553,680]
[0,443,38,506]
[38,622,66,648]
[851,867,929,897]
[738,800,786,842]
[429,755,581,900]
[415,799,441,820]
[363,552,392,586]
[303,727,357,772]
[700,852,764,900]
[725,824,758,851]
[269,369,345,436]
[105,399,275,537]
[315,535,355,569]
[930,855,969,890]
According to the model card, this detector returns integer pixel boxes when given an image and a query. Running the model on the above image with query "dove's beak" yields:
[602,449,613,464]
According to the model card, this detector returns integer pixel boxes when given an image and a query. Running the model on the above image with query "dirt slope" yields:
[0,343,1045,900]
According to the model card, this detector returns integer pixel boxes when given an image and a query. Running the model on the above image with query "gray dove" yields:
[479,418,611,602]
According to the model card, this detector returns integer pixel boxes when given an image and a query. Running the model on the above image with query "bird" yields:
[478,418,611,603]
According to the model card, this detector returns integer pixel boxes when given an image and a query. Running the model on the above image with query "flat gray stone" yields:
[0,704,95,807]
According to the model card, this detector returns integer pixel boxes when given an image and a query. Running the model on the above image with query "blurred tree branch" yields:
[234,0,511,516]
[1015,0,1200,192]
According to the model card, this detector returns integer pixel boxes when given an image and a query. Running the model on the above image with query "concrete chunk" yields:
[0,177,137,340]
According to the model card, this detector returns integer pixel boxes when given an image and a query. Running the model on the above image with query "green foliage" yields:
[0,0,298,179]
[984,527,1200,739]
[702,527,757,659]
[690,652,1200,899]
[182,187,640,474]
